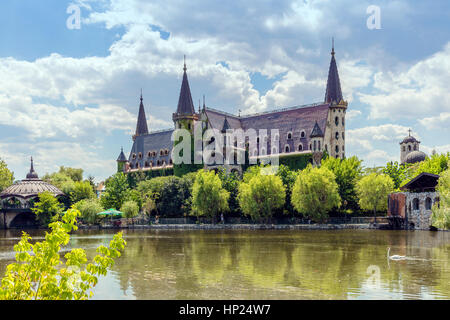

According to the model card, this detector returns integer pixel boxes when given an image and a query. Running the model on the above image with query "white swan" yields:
[387,247,406,260]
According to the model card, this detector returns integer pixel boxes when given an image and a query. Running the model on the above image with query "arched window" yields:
[160,150,164,156]
[274,134,279,141]
[336,145,339,153]
[342,132,345,140]
[342,117,345,126]
[300,130,306,138]
[335,132,339,140]
[309,144,312,150]
[165,149,169,155]
[285,145,290,153]
[313,140,317,151]
[272,147,277,154]
[138,152,142,159]
[402,146,405,152]
[425,197,432,210]
[157,160,161,166]
[257,137,260,144]
[408,145,412,151]
[413,198,420,210]
[169,159,173,165]
[132,153,136,160]
[325,145,328,152]
[298,144,303,151]
[335,117,339,126]
[414,145,417,151]
[187,123,191,130]
[318,141,321,151]
[287,132,292,140]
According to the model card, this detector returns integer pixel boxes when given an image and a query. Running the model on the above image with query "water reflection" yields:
[0,229,449,299]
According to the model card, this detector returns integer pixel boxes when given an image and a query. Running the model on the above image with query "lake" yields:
[1,228,449,299]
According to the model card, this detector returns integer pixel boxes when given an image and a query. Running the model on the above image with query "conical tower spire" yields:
[176,56,196,115]
[324,38,343,104]
[135,90,149,138]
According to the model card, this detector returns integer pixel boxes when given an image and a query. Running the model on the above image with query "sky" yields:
[0,0,449,182]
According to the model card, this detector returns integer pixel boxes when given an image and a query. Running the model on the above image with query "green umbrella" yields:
[97,208,123,218]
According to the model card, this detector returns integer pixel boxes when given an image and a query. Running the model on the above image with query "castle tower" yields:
[324,39,347,159]
[133,91,149,141]
[116,147,127,172]
[172,56,199,132]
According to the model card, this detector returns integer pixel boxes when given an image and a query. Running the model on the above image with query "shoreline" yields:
[78,223,390,231]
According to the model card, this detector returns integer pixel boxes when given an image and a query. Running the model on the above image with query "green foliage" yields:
[192,170,229,220]
[120,200,139,219]
[275,164,298,215]
[158,176,192,217]
[0,209,126,300]
[238,167,286,222]
[382,161,409,190]
[42,172,74,190]
[100,173,129,210]
[321,156,362,211]
[278,153,312,171]
[217,168,241,215]
[0,158,14,193]
[31,192,64,227]
[58,166,83,182]
[356,173,394,216]
[73,198,103,225]
[291,165,341,222]
[411,153,450,179]
[431,167,450,230]
[70,181,96,204]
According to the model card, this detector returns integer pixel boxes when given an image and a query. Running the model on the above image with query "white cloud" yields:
[418,112,450,130]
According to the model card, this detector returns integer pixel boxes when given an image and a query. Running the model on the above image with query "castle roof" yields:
[135,93,149,136]
[310,121,324,138]
[117,147,127,162]
[324,41,343,104]
[176,59,196,115]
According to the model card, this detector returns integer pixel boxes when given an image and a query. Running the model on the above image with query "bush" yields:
[73,198,103,225]
[431,167,450,230]
[31,191,64,227]
[120,200,139,220]
[291,165,341,222]
[238,167,286,222]
[0,209,126,300]
[192,170,229,221]
[100,173,129,210]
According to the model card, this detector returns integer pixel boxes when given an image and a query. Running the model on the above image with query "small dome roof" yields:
[400,135,419,144]
[405,151,427,164]
[0,157,64,199]
[0,180,64,199]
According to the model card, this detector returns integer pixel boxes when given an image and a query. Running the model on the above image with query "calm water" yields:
[1,228,450,300]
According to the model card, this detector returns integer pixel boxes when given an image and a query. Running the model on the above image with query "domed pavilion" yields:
[0,158,64,229]
[400,129,427,164]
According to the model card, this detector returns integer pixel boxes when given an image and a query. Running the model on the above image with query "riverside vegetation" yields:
[0,153,449,229]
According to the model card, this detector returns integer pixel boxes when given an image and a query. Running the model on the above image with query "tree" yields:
[382,161,409,190]
[238,167,286,222]
[275,164,298,215]
[58,166,83,182]
[31,192,64,227]
[192,170,229,221]
[121,200,139,224]
[70,181,96,204]
[73,198,103,225]
[356,173,394,223]
[100,173,129,210]
[291,166,341,222]
[412,152,449,178]
[431,167,450,230]
[0,209,126,300]
[0,158,14,193]
[322,156,362,212]
[217,168,240,215]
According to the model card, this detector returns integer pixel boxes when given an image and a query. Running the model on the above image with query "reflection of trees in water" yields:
[74,229,450,299]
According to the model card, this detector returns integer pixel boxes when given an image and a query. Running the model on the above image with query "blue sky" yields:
[0,0,449,182]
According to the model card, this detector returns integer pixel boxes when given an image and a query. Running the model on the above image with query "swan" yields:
[387,247,406,260]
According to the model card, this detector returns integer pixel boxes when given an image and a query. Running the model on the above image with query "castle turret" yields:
[117,147,127,172]
[133,91,149,141]
[324,39,347,159]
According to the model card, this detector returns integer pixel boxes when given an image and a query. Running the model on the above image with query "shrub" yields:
[356,173,394,221]
[431,167,450,230]
[73,198,103,225]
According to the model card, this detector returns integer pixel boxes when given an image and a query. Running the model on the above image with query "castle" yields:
[117,44,348,176]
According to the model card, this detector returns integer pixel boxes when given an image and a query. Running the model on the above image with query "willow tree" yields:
[238,167,286,222]
[192,170,229,222]
[291,165,341,222]
[431,168,450,230]
[356,173,394,222]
